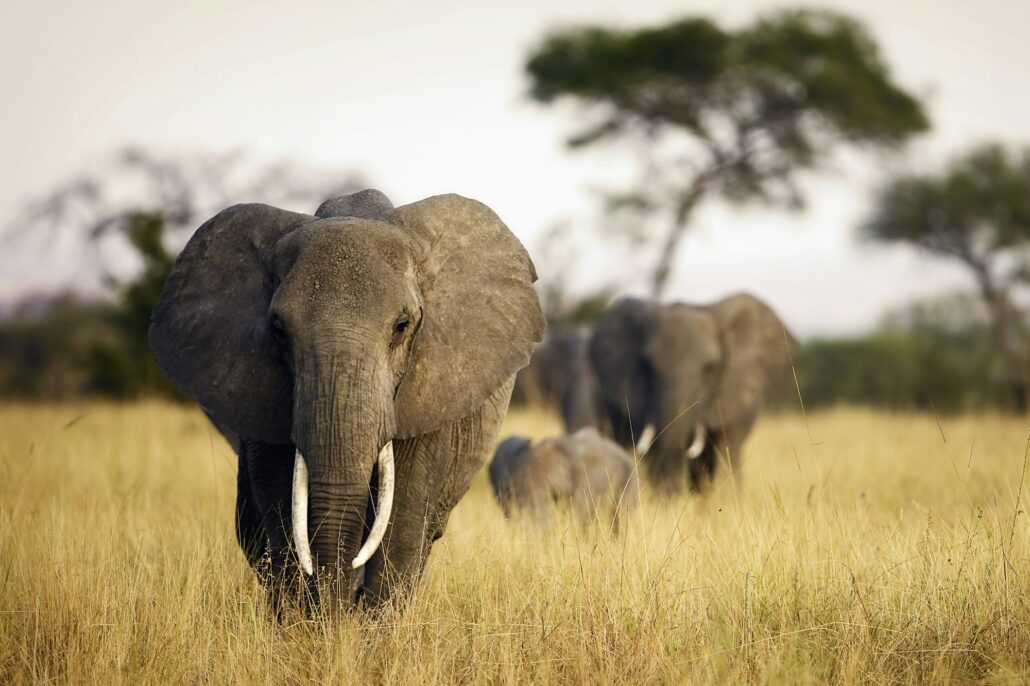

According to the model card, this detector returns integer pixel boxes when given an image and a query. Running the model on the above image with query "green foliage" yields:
[863,143,1030,259]
[0,297,114,398]
[793,296,1010,411]
[863,143,1030,411]
[109,212,180,397]
[527,19,729,110]
[526,9,928,165]
[0,212,182,399]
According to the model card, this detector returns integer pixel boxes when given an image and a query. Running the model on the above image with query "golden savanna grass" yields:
[1,402,1028,683]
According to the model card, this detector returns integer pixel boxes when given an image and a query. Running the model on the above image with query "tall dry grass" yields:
[0,401,1028,684]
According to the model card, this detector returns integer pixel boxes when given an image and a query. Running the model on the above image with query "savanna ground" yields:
[0,401,1028,684]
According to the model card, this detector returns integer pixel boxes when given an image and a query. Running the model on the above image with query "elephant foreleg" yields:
[357,434,438,610]
[235,450,266,569]
[688,446,718,494]
[239,440,310,611]
[722,416,755,486]
[360,378,513,610]
[700,419,754,492]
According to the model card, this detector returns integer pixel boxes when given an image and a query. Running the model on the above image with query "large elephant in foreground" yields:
[589,294,795,495]
[149,190,545,611]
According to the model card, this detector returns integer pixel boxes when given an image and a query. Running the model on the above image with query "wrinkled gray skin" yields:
[149,190,545,612]
[514,327,602,432]
[589,294,795,495]
[489,427,639,530]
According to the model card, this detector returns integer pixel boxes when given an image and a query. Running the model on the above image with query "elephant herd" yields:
[148,190,794,615]
[492,291,795,531]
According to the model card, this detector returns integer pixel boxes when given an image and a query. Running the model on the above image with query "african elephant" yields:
[488,427,639,530]
[514,327,602,432]
[589,293,795,495]
[149,189,545,611]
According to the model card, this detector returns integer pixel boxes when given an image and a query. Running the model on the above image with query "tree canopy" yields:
[863,143,1030,271]
[526,9,929,296]
[863,143,1030,410]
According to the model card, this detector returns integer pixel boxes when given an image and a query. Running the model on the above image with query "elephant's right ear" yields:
[149,204,312,443]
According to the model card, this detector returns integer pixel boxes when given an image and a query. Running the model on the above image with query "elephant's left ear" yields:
[387,194,546,438]
[710,293,796,428]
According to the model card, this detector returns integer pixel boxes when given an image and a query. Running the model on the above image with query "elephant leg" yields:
[604,402,637,448]
[688,447,717,494]
[646,443,691,496]
[356,433,436,610]
[235,449,266,570]
[360,379,512,610]
[714,417,755,487]
[240,439,309,610]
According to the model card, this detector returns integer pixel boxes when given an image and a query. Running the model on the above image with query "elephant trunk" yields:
[351,441,394,569]
[291,357,396,608]
[646,388,707,494]
[292,443,394,577]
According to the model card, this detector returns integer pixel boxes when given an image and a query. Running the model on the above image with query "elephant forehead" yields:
[276,219,418,309]
[654,307,719,356]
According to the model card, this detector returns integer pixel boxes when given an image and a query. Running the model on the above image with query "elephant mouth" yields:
[291,442,396,577]
[634,422,706,459]
[685,424,707,459]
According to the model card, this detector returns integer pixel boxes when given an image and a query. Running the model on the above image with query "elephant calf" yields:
[489,428,640,530]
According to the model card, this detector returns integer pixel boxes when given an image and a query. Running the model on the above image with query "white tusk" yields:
[686,423,707,459]
[292,450,314,575]
[635,424,655,455]
[351,441,395,569]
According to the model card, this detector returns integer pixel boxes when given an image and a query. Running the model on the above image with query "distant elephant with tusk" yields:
[489,427,640,530]
[149,190,545,612]
[589,294,795,495]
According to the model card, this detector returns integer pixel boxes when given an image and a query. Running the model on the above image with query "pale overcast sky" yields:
[2,0,1029,336]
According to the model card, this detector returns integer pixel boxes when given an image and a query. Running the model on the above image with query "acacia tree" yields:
[863,143,1030,411]
[525,9,929,297]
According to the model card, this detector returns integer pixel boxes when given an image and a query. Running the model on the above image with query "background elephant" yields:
[149,189,545,611]
[489,427,640,530]
[513,327,603,432]
[589,293,795,495]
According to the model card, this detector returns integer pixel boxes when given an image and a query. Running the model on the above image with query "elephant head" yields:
[149,190,544,604]
[589,293,794,493]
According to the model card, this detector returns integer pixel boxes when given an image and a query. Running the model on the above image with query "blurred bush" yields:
[787,293,1011,412]
[0,146,365,400]
[0,212,181,399]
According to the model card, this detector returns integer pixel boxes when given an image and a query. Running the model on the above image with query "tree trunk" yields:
[649,179,708,299]
[969,259,1027,413]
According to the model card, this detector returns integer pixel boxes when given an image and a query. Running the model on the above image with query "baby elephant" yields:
[489,428,640,530]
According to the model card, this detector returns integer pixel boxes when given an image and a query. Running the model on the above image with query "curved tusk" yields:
[352,441,395,569]
[686,423,707,459]
[635,424,655,455]
[292,450,314,575]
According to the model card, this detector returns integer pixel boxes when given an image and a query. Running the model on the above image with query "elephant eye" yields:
[393,313,411,335]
